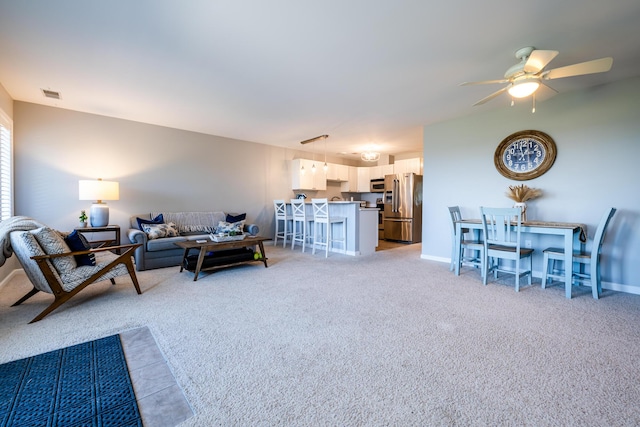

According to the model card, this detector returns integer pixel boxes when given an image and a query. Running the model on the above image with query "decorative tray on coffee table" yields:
[210,233,246,242]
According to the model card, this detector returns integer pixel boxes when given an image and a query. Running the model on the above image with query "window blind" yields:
[0,111,13,221]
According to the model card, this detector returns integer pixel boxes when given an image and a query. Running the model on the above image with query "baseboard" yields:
[426,256,639,296]
[421,254,449,263]
[0,268,24,290]
[603,281,640,295]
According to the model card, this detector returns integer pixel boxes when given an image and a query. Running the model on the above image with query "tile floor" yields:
[120,327,194,426]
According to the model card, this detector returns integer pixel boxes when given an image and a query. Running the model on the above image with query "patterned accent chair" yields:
[9,226,142,323]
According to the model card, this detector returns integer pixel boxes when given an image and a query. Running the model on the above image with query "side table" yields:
[74,225,121,254]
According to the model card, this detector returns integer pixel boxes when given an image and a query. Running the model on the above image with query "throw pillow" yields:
[142,222,179,240]
[64,230,97,266]
[20,231,46,257]
[32,227,77,274]
[137,213,164,230]
[216,220,245,234]
[226,213,246,223]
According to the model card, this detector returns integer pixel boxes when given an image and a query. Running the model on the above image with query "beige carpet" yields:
[1,243,640,426]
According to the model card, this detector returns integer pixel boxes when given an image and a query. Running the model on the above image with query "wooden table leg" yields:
[258,241,268,267]
[179,248,189,273]
[193,248,207,281]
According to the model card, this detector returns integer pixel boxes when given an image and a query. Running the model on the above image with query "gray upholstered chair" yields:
[9,226,141,323]
[542,207,616,299]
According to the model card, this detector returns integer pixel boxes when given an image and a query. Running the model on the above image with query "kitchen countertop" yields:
[294,200,379,209]
[292,200,360,204]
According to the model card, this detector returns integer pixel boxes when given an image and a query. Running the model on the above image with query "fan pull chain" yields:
[531,93,536,113]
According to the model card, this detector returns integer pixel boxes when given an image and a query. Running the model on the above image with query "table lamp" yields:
[78,179,119,227]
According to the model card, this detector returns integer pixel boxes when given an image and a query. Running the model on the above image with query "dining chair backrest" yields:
[312,198,329,222]
[481,207,523,250]
[274,200,286,219]
[591,207,617,263]
[448,206,462,235]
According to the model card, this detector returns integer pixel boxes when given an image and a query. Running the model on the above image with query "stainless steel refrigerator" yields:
[383,173,422,243]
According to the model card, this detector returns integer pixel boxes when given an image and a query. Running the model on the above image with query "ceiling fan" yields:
[461,46,613,106]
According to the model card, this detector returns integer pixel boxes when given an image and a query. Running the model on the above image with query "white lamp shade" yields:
[79,180,119,202]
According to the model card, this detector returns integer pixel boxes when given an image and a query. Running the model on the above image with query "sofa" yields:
[127,211,259,271]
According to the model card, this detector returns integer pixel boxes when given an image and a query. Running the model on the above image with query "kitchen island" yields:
[287,201,378,256]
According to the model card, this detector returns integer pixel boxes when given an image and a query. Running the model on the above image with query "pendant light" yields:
[323,137,328,173]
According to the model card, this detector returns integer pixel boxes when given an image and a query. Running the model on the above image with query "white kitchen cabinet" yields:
[326,162,339,181]
[393,158,422,175]
[356,167,370,193]
[381,164,394,178]
[291,159,327,190]
[336,164,349,181]
[326,163,349,181]
[369,166,382,180]
[340,166,358,192]
[368,164,396,180]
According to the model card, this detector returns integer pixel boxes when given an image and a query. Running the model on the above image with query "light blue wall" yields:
[421,76,640,294]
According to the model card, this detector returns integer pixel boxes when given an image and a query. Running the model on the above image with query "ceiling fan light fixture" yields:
[508,80,540,98]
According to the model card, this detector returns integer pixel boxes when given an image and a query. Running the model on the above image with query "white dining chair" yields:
[480,206,534,291]
[311,198,346,257]
[448,206,484,276]
[541,207,616,299]
[290,198,313,252]
[273,199,293,247]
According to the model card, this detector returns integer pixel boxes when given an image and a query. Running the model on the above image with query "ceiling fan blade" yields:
[460,79,509,86]
[543,57,613,80]
[523,50,559,73]
[473,86,509,106]
[534,82,558,102]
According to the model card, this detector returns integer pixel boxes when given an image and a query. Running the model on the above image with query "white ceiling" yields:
[1,0,639,159]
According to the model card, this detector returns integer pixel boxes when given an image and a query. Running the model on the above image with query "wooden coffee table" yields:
[176,236,270,281]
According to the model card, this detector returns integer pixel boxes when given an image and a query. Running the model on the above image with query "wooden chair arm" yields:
[30,243,142,260]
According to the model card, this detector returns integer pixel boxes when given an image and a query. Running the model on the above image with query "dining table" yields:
[454,219,587,298]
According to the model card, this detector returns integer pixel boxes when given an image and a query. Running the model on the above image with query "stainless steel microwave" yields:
[370,178,385,193]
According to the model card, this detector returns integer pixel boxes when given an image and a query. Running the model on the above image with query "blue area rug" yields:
[0,334,142,427]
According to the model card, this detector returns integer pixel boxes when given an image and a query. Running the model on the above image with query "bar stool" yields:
[311,198,346,257]
[273,199,293,247]
[290,198,313,252]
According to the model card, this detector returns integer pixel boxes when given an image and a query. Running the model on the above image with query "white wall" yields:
[12,102,354,243]
[421,76,640,294]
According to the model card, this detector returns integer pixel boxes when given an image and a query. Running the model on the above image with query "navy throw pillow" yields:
[64,230,96,266]
[226,213,246,223]
[137,213,164,230]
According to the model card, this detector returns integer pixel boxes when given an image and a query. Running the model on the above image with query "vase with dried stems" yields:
[505,184,542,222]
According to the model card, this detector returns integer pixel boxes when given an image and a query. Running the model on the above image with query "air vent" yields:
[41,89,61,100]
